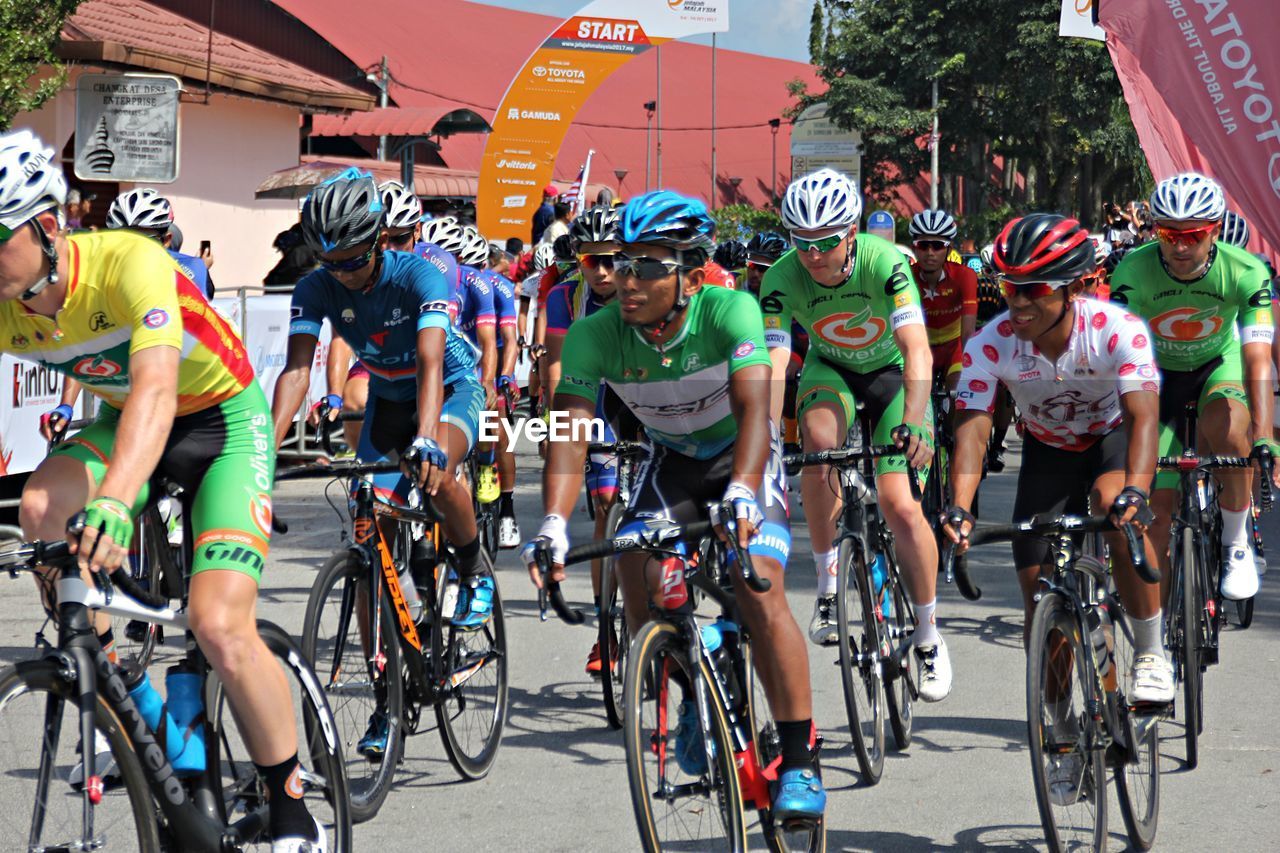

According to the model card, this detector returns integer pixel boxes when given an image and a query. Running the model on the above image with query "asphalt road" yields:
[1,436,1275,851]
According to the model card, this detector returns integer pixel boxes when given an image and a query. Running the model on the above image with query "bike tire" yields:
[1236,596,1255,629]
[1025,591,1107,853]
[0,660,160,851]
[623,619,746,853]
[882,557,915,751]
[1109,594,1160,851]
[1178,526,1201,770]
[434,575,509,780]
[301,550,404,822]
[835,537,886,785]
[599,501,628,730]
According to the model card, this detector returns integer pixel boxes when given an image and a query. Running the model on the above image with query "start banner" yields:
[478,0,728,241]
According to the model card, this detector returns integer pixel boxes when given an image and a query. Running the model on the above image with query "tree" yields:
[796,0,1149,239]
[809,2,826,61]
[0,1,84,130]
[711,204,785,243]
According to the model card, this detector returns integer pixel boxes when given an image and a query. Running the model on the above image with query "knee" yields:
[880,490,923,528]
[19,488,66,541]
[187,601,256,673]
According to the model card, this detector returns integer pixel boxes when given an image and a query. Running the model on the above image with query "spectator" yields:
[263,222,319,292]
[542,201,572,245]
[595,187,614,207]
[505,237,524,256]
[1102,201,1136,246]
[531,184,557,244]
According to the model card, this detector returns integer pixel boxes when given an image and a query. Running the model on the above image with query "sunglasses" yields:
[578,253,615,271]
[791,229,849,253]
[0,222,16,243]
[386,230,415,247]
[747,260,773,272]
[999,278,1070,300]
[320,245,376,273]
[613,254,684,281]
[1155,223,1217,247]
[913,240,950,252]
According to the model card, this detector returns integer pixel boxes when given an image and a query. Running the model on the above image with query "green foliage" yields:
[809,2,825,61]
[0,1,83,130]
[711,204,786,242]
[799,0,1150,232]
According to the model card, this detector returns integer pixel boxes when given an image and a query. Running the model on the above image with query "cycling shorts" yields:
[53,384,275,582]
[1155,353,1248,489]
[346,360,370,382]
[929,337,964,379]
[617,431,791,568]
[797,356,934,481]
[355,379,485,505]
[1011,429,1126,568]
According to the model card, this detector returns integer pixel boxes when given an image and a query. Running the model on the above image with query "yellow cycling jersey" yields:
[0,230,254,416]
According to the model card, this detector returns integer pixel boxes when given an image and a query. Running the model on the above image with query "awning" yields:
[312,107,492,138]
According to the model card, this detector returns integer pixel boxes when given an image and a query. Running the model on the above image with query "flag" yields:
[564,150,594,215]
[1099,0,1280,261]
[1059,0,1105,41]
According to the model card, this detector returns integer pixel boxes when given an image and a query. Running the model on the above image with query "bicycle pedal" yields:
[1129,700,1173,717]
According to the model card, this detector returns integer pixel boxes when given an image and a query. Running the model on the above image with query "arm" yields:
[477,324,498,407]
[1243,342,1275,441]
[414,327,446,444]
[499,325,518,378]
[1119,389,1159,494]
[326,336,353,396]
[768,347,792,425]
[96,346,178,508]
[949,410,993,513]
[271,335,321,448]
[728,362,772,546]
[894,321,934,427]
[59,378,82,409]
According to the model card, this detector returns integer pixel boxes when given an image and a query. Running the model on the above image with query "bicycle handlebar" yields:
[0,539,171,609]
[529,541,585,625]
[783,442,924,502]
[1158,450,1274,511]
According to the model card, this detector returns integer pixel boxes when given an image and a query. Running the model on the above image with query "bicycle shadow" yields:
[936,613,1024,651]
[823,822,1128,851]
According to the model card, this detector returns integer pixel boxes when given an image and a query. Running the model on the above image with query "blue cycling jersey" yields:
[289,249,478,401]
[478,269,518,347]
[544,273,608,335]
[455,265,496,349]
[168,250,211,298]
[412,241,458,293]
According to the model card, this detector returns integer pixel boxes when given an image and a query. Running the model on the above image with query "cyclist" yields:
[270,170,493,627]
[910,209,977,391]
[0,129,324,851]
[105,188,212,298]
[710,238,747,288]
[479,242,522,548]
[742,232,803,450]
[540,203,624,674]
[742,232,788,296]
[1221,210,1250,249]
[762,168,952,702]
[522,189,826,821]
[942,213,1174,705]
[1109,173,1277,601]
[973,248,1014,473]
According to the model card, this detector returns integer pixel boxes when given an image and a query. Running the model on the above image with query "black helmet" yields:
[993,213,1095,282]
[713,240,748,271]
[569,204,619,247]
[745,232,788,264]
[301,168,383,254]
[1103,244,1131,275]
[552,233,576,262]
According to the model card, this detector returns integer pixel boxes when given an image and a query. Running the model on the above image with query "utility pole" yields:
[644,101,656,192]
[769,119,781,205]
[710,33,717,207]
[656,46,663,188]
[373,56,389,162]
[930,78,939,209]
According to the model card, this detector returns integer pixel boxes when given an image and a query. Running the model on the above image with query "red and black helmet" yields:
[993,214,1096,283]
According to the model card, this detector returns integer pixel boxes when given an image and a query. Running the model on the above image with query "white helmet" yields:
[979,243,995,268]
[460,225,489,268]
[1149,172,1225,222]
[780,167,861,232]
[909,209,957,243]
[379,181,422,231]
[533,242,556,272]
[1221,210,1250,248]
[419,215,467,259]
[0,129,67,233]
[106,188,174,231]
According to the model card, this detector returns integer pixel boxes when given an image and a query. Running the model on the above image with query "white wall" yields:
[20,70,301,289]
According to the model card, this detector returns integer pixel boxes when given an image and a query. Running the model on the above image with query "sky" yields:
[475,0,813,63]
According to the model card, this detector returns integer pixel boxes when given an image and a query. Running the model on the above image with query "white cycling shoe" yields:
[808,595,838,646]
[1220,546,1260,601]
[499,516,520,549]
[1130,653,1175,705]
[914,635,953,703]
[272,816,327,853]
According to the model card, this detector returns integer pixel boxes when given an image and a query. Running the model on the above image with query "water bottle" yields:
[120,659,187,773]
[700,619,742,709]
[869,552,889,614]
[398,566,423,623]
[164,663,206,776]
[1086,605,1116,692]
[657,556,690,612]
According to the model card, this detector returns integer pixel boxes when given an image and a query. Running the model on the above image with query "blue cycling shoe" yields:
[452,574,495,629]
[357,712,389,759]
[674,701,709,775]
[771,768,827,821]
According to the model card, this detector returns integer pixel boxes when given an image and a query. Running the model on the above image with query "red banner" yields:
[1099,0,1280,262]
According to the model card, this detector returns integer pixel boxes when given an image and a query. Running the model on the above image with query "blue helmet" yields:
[301,167,383,254]
[619,190,715,263]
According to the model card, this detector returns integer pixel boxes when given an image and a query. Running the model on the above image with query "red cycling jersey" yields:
[914,260,978,346]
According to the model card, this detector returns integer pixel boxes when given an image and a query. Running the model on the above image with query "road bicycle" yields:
[947,513,1162,852]
[534,506,826,852]
[0,522,351,851]
[784,438,920,786]
[284,459,508,822]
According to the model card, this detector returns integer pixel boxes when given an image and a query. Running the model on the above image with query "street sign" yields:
[74,73,181,183]
[790,102,861,188]
[867,210,895,241]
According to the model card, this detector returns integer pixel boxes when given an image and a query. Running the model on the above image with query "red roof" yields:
[274,0,823,208]
[61,0,375,110]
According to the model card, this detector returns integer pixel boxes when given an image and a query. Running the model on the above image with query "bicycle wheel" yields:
[600,502,628,730]
[1109,596,1160,851]
[0,660,160,851]
[1176,526,1202,770]
[1026,590,1106,853]
[434,575,509,780]
[206,621,352,851]
[301,550,403,821]
[882,559,915,751]
[835,538,886,784]
[624,619,746,852]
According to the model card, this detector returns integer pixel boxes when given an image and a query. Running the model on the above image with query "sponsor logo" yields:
[249,492,272,537]
[1150,306,1223,341]
[684,352,704,371]
[1016,355,1036,371]
[968,379,989,393]
[764,316,781,329]
[982,344,999,363]
[12,362,60,406]
[531,65,586,81]
[497,158,538,171]
[143,308,169,329]
[368,331,389,348]
[811,309,886,350]
[575,19,642,41]
[733,341,755,359]
[506,108,563,122]
[997,320,1013,337]
[759,294,784,315]
[290,306,303,319]
[200,543,265,573]
[884,270,910,295]
[502,195,528,209]
[1017,370,1042,381]
[73,355,122,378]
[422,299,450,314]
[10,334,27,348]
[1249,288,1272,308]
[341,308,355,324]
[89,311,114,332]
[893,292,911,308]
[354,517,374,544]
[1270,152,1280,201]
[1137,363,1156,378]
[499,177,537,187]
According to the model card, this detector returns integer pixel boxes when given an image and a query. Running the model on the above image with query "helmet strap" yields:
[361,245,385,294]
[641,264,690,340]
[21,220,60,301]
